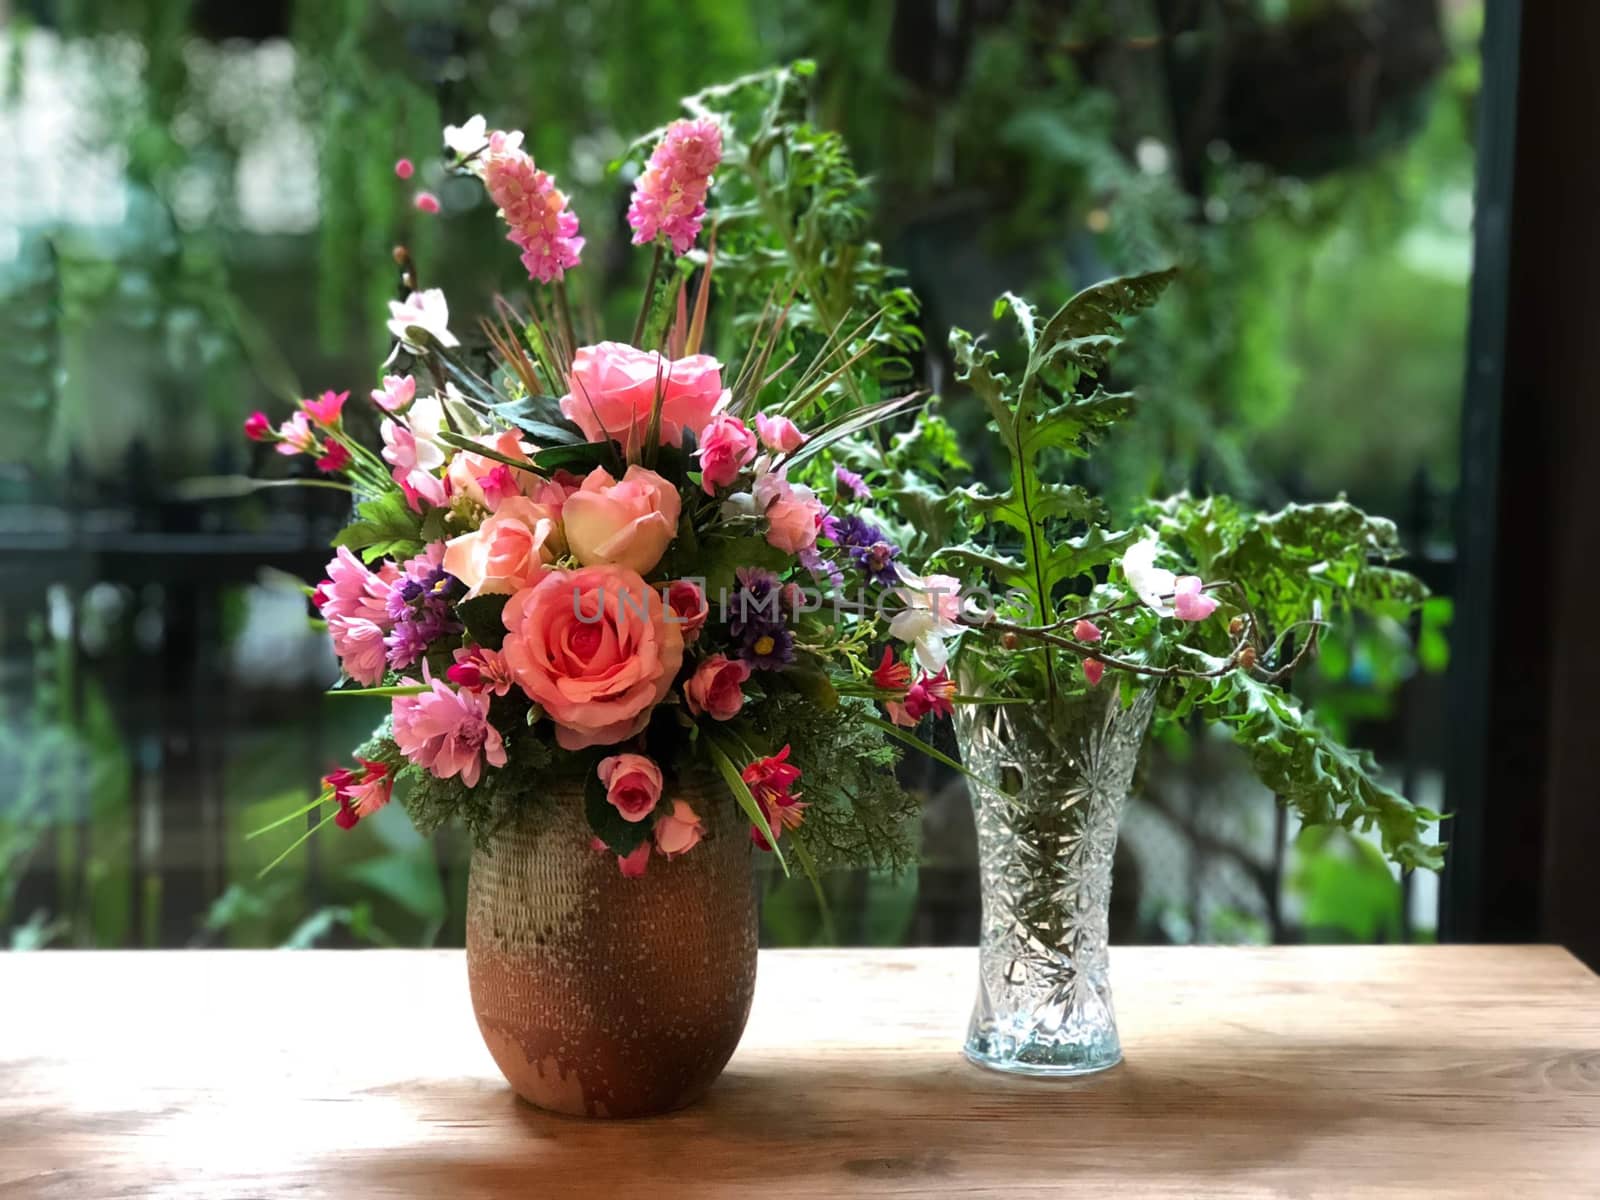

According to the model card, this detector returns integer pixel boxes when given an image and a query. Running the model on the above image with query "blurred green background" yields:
[0,0,1476,949]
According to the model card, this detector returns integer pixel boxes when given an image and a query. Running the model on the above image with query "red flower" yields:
[871,646,912,694]
[243,411,272,442]
[315,442,352,474]
[321,758,394,830]
[1084,658,1105,687]
[903,667,956,721]
[742,746,805,851]
[1073,619,1103,644]
[302,389,348,427]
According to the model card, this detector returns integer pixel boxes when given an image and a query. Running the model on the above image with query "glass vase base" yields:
[963,1032,1123,1078]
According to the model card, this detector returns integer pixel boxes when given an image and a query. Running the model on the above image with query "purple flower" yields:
[729,567,794,670]
[835,466,871,501]
[384,555,464,670]
[738,622,795,670]
[799,547,845,588]
[823,514,900,587]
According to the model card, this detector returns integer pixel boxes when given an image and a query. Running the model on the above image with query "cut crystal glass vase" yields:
[953,683,1156,1076]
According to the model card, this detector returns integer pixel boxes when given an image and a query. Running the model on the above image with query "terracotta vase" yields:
[465,777,757,1118]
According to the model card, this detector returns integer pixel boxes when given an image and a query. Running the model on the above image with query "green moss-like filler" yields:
[747,694,921,873]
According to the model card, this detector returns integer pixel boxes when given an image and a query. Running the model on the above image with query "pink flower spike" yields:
[302,389,348,428]
[414,191,441,215]
[1172,576,1220,622]
[480,134,584,283]
[628,117,722,255]
[371,374,416,413]
[1073,619,1103,643]
[617,842,651,878]
[394,158,414,180]
[1084,658,1106,687]
[274,412,317,456]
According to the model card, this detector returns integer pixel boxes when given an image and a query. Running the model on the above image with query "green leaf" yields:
[458,594,510,651]
[482,397,586,446]
[331,491,424,562]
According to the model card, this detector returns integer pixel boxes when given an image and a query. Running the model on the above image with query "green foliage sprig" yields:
[924,270,1441,870]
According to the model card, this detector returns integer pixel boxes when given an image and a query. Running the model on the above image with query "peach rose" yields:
[683,654,750,721]
[665,579,709,641]
[445,429,538,512]
[501,564,685,750]
[754,472,824,555]
[696,413,758,494]
[442,496,560,598]
[654,800,705,858]
[597,752,663,822]
[559,341,725,450]
[562,465,681,576]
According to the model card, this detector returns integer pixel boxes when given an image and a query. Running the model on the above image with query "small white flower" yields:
[443,114,488,160]
[1123,539,1178,617]
[889,565,964,672]
[386,289,459,350]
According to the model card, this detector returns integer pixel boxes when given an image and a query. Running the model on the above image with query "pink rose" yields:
[559,341,724,450]
[442,496,560,598]
[696,414,758,494]
[597,753,664,822]
[654,800,705,858]
[754,472,823,555]
[502,565,685,750]
[617,842,651,878]
[445,429,539,513]
[683,654,751,721]
[666,579,709,640]
[755,412,806,454]
[562,465,681,576]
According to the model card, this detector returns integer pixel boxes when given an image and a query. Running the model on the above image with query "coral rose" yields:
[501,565,685,750]
[654,800,705,858]
[559,341,724,450]
[445,429,539,513]
[597,752,664,822]
[683,654,750,721]
[666,579,709,640]
[562,465,681,576]
[442,496,560,598]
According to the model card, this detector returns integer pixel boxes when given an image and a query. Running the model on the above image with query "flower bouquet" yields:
[246,75,947,1117]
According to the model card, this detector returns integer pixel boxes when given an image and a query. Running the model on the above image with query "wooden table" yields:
[3,946,1598,1198]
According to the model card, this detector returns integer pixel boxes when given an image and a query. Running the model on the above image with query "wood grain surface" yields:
[2,946,1598,1198]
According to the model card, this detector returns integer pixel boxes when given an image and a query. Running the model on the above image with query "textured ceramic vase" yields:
[466,778,757,1118]
[953,684,1156,1076]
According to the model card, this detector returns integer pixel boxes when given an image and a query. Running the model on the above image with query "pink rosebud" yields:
[754,412,807,454]
[683,654,751,721]
[696,414,758,495]
[654,800,705,858]
[617,841,651,878]
[243,411,272,442]
[371,374,416,413]
[1073,619,1103,643]
[753,471,823,555]
[1172,576,1220,622]
[394,158,414,180]
[597,752,664,822]
[302,389,348,427]
[414,191,441,214]
[1084,658,1105,686]
[666,579,709,640]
